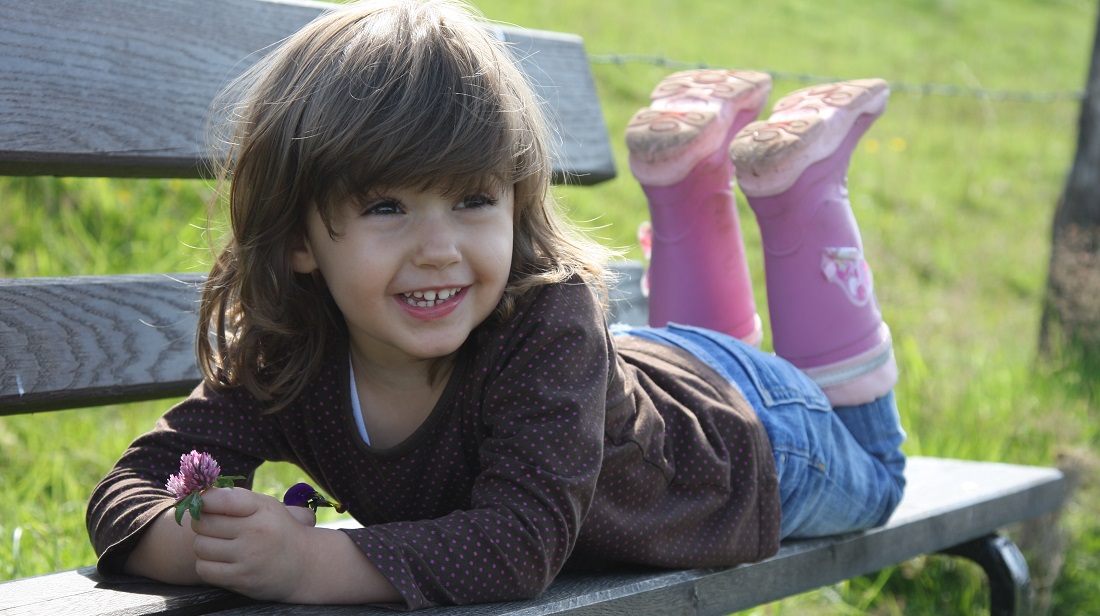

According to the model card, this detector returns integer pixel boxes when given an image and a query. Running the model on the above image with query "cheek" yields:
[491,224,516,277]
[320,250,386,305]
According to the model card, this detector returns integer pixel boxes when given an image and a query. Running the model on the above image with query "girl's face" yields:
[291,184,514,373]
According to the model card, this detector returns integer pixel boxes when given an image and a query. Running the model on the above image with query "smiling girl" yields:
[88,0,905,608]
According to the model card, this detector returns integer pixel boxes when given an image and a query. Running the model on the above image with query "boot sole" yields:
[730,78,889,197]
[626,69,771,186]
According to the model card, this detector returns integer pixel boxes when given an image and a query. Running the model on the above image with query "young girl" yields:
[87,0,905,609]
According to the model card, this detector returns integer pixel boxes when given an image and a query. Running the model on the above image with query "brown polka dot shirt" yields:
[87,279,779,608]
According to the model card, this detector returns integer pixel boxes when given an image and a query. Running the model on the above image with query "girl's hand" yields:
[190,488,318,601]
[190,488,402,605]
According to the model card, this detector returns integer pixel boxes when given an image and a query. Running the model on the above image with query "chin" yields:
[410,339,466,361]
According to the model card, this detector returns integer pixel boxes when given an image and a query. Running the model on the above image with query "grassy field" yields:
[3,0,1100,613]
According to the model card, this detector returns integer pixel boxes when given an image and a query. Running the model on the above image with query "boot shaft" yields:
[627,69,771,344]
[731,79,897,404]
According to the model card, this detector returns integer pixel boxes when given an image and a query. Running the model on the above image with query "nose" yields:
[412,211,461,269]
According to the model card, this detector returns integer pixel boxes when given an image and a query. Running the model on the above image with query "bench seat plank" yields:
[0,0,614,184]
[0,457,1065,616]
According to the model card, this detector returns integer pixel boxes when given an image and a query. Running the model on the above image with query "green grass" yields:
[3,0,1100,612]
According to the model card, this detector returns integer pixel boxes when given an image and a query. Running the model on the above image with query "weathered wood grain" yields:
[0,457,1067,615]
[0,274,204,414]
[0,0,615,183]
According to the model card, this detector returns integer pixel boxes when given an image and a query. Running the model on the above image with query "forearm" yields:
[286,527,402,605]
[123,509,204,585]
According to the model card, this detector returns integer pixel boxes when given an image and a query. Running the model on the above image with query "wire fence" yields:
[588,53,1085,104]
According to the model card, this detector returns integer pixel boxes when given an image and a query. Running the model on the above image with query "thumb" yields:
[285,504,317,527]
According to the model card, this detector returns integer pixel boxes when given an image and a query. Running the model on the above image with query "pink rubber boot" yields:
[626,69,772,345]
[729,79,897,405]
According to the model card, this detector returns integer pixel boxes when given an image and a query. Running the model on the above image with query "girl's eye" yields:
[362,199,402,216]
[457,194,498,209]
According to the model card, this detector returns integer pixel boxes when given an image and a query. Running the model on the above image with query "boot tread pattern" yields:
[626,69,771,164]
[729,79,888,184]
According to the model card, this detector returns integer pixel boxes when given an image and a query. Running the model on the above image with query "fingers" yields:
[190,492,290,563]
[195,488,320,525]
[193,557,238,585]
[192,532,238,564]
[192,489,314,535]
[188,496,317,601]
[198,487,260,517]
[192,540,273,598]
[190,488,313,549]
[190,488,255,540]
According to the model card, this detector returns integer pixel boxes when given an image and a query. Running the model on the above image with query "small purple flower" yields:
[164,450,244,525]
[166,450,221,501]
[283,482,346,513]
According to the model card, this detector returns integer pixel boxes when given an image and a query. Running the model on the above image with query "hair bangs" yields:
[299,2,539,219]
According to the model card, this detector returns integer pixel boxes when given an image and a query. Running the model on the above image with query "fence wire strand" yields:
[588,53,1085,104]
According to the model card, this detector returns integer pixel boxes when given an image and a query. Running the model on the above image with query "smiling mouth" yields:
[401,287,463,307]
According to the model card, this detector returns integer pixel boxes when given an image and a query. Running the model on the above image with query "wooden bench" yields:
[0,1,1068,614]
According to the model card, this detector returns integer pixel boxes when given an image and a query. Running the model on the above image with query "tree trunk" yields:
[1040,4,1100,360]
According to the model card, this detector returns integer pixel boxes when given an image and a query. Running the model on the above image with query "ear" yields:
[288,231,318,274]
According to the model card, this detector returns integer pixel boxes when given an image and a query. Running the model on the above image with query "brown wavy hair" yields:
[198,0,613,411]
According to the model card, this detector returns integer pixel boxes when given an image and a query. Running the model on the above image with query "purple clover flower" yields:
[164,450,244,525]
[166,450,222,501]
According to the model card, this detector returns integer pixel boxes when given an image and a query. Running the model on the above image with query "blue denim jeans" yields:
[615,323,906,539]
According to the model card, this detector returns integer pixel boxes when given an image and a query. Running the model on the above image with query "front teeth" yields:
[402,287,461,307]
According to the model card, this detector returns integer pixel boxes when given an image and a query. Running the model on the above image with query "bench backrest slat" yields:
[0,0,615,184]
[0,265,646,415]
[0,275,203,414]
